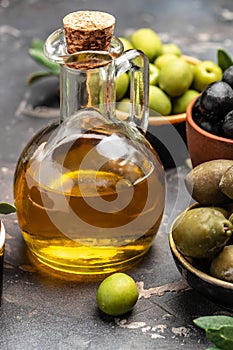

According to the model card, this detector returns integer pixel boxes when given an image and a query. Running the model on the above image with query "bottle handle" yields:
[115,49,149,133]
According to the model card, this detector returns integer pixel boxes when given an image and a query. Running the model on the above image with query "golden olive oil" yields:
[14,125,165,276]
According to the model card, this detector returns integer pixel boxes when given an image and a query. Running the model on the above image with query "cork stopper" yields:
[63,10,115,54]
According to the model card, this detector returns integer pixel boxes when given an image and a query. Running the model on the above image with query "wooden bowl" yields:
[169,208,233,310]
[186,97,233,167]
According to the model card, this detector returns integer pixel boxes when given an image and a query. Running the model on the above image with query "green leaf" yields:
[206,348,223,350]
[29,48,60,75]
[27,71,54,84]
[30,38,44,51]
[194,316,233,331]
[217,48,233,71]
[207,325,233,350]
[0,202,16,214]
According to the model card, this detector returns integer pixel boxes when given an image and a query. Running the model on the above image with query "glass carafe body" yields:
[14,30,166,276]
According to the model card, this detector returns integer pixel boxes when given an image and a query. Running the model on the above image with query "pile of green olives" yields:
[172,159,233,283]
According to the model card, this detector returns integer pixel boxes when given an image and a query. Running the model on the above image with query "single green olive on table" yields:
[27,30,231,116]
[96,272,139,317]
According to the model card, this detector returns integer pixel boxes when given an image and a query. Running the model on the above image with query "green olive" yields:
[219,166,233,200]
[229,213,233,224]
[185,160,233,205]
[96,273,139,316]
[172,207,233,259]
[210,206,229,218]
[210,245,233,282]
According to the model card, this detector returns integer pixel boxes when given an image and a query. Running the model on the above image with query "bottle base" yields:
[27,245,149,280]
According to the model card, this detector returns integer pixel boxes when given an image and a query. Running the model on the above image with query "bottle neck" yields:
[60,62,116,122]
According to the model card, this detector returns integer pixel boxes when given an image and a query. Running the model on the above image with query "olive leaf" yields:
[206,326,233,350]
[193,316,233,330]
[29,48,60,76]
[194,316,233,350]
[217,49,233,71]
[27,71,55,85]
[0,202,16,214]
[30,38,44,51]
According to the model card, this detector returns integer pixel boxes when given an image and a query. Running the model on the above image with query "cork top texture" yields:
[63,10,116,53]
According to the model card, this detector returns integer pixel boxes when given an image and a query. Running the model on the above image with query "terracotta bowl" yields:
[0,221,5,302]
[169,209,233,310]
[186,97,233,167]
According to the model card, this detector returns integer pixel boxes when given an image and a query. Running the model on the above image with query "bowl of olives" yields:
[186,66,233,167]
[169,221,233,310]
[169,160,233,309]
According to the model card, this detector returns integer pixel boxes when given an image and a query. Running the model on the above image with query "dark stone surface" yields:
[0,0,233,349]
[0,162,230,350]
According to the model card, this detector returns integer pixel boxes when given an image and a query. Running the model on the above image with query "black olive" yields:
[192,95,202,117]
[222,65,233,89]
[192,96,222,136]
[195,114,222,136]
[192,95,212,119]
[222,110,233,139]
[200,81,233,120]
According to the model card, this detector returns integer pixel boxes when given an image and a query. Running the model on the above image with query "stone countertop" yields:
[0,0,233,349]
[0,163,221,350]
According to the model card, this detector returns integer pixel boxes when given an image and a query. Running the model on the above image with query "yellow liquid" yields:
[14,125,165,276]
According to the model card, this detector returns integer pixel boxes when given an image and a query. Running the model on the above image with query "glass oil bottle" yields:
[14,11,166,277]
